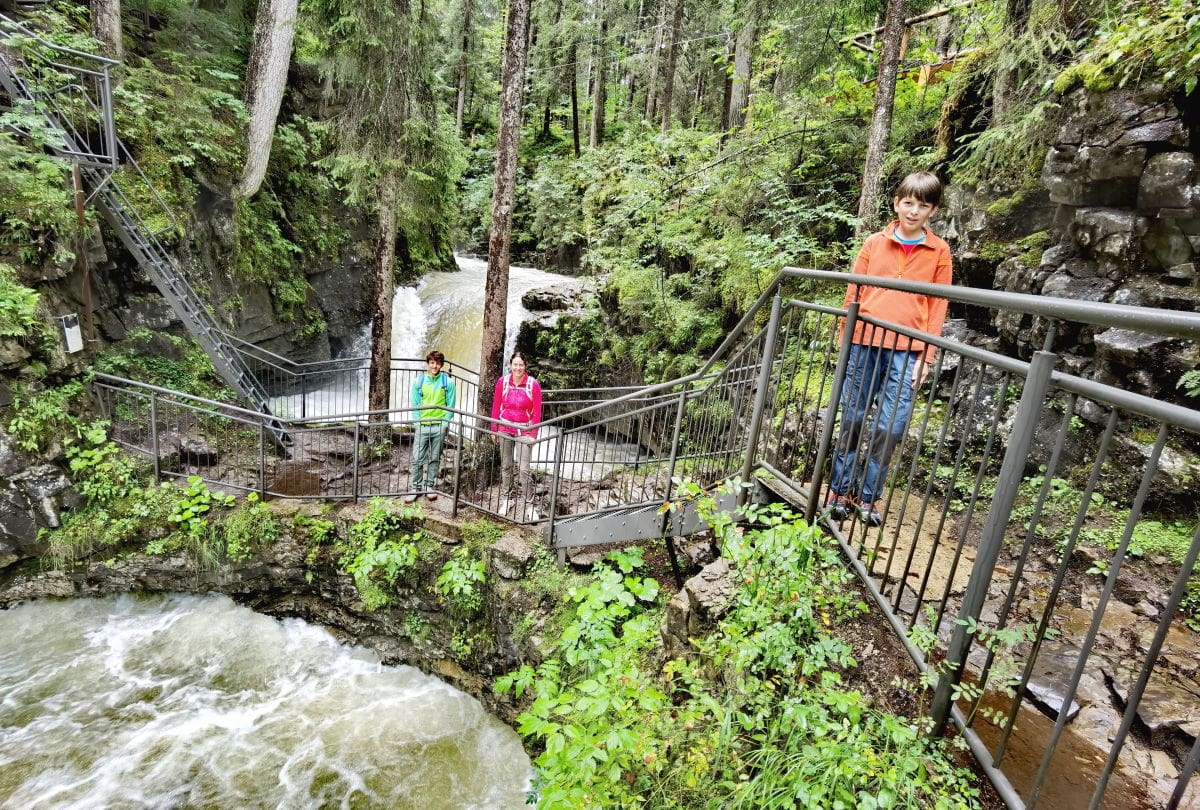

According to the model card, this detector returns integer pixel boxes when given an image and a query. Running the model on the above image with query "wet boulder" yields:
[1138,151,1196,210]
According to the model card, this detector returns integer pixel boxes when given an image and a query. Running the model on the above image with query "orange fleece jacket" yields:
[842,220,953,363]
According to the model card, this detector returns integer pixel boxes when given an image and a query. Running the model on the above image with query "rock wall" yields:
[943,84,1199,403]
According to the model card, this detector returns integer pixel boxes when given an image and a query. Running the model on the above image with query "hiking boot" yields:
[857,501,883,527]
[403,493,419,504]
[426,492,438,502]
[825,493,851,521]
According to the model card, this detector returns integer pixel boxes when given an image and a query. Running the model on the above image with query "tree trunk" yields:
[992,0,1031,125]
[569,40,581,156]
[368,168,398,419]
[727,18,755,131]
[235,0,298,199]
[91,0,123,62]
[589,9,607,148]
[658,0,684,132]
[644,0,666,122]
[479,0,533,420]
[455,0,474,133]
[855,0,906,235]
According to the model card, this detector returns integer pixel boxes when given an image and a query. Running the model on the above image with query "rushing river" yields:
[0,594,531,809]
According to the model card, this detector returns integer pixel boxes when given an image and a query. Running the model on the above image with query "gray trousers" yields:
[499,436,533,502]
[412,423,446,491]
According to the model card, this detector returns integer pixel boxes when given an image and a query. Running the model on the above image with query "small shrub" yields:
[435,547,487,618]
[221,493,279,561]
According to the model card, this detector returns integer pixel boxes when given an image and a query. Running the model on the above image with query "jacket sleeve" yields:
[490,377,504,432]
[410,376,422,410]
[444,376,456,424]
[922,244,953,363]
[527,380,543,438]
[844,235,875,309]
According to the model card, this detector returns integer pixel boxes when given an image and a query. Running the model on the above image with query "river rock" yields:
[521,282,593,312]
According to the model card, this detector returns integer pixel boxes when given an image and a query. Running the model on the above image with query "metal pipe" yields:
[785,267,1200,339]
[739,294,783,500]
[929,350,1057,735]
[805,301,860,523]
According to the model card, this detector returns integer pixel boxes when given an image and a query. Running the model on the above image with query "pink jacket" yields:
[491,374,543,438]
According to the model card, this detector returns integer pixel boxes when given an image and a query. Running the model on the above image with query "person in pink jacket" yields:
[490,352,543,518]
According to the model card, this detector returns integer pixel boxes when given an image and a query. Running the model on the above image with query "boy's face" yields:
[427,358,443,374]
[893,195,937,236]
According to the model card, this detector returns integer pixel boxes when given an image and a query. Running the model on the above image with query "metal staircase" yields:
[0,13,286,444]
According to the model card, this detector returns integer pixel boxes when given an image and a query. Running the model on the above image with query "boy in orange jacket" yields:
[827,171,953,526]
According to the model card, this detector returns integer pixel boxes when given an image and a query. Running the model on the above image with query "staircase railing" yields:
[0,14,283,443]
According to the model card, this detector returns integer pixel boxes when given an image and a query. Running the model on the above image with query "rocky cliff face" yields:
[943,84,1199,403]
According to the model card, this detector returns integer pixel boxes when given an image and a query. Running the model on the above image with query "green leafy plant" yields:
[435,546,487,618]
[168,475,235,539]
[337,498,423,610]
[65,421,141,504]
[6,380,86,453]
[0,262,43,341]
[1056,0,1200,94]
[221,492,279,562]
[498,484,979,809]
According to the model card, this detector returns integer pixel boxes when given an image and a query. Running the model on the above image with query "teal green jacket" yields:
[411,372,456,425]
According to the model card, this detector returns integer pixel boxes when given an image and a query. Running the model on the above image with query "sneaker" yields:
[403,493,419,504]
[426,492,438,502]
[857,501,883,527]
[824,493,851,521]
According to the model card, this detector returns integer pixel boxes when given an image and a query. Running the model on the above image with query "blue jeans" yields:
[829,344,920,504]
[412,423,447,491]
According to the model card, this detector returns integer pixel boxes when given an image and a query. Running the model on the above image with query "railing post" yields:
[548,427,565,562]
[805,301,860,523]
[300,374,307,422]
[352,422,361,502]
[450,419,464,519]
[658,387,691,538]
[739,293,784,503]
[150,392,160,483]
[927,350,1057,735]
[258,422,266,497]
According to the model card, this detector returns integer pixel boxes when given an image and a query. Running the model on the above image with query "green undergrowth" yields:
[95,328,233,399]
[497,485,982,809]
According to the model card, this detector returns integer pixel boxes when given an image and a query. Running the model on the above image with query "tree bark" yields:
[455,0,474,133]
[855,0,906,235]
[569,40,581,156]
[235,0,298,199]
[727,18,755,131]
[91,0,123,62]
[589,7,607,148]
[992,0,1031,125]
[644,0,666,122]
[368,168,398,418]
[479,0,533,420]
[658,0,684,132]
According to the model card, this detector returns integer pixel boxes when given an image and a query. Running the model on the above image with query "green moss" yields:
[978,242,1008,262]
[1017,230,1051,266]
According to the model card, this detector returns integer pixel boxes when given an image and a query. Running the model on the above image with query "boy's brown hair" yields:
[894,171,943,207]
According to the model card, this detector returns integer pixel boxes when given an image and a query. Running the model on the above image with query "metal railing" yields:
[93,265,1200,807]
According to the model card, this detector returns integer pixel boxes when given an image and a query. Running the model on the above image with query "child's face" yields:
[893,195,937,236]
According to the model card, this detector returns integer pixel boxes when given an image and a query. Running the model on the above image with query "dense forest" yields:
[1,0,1198,807]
